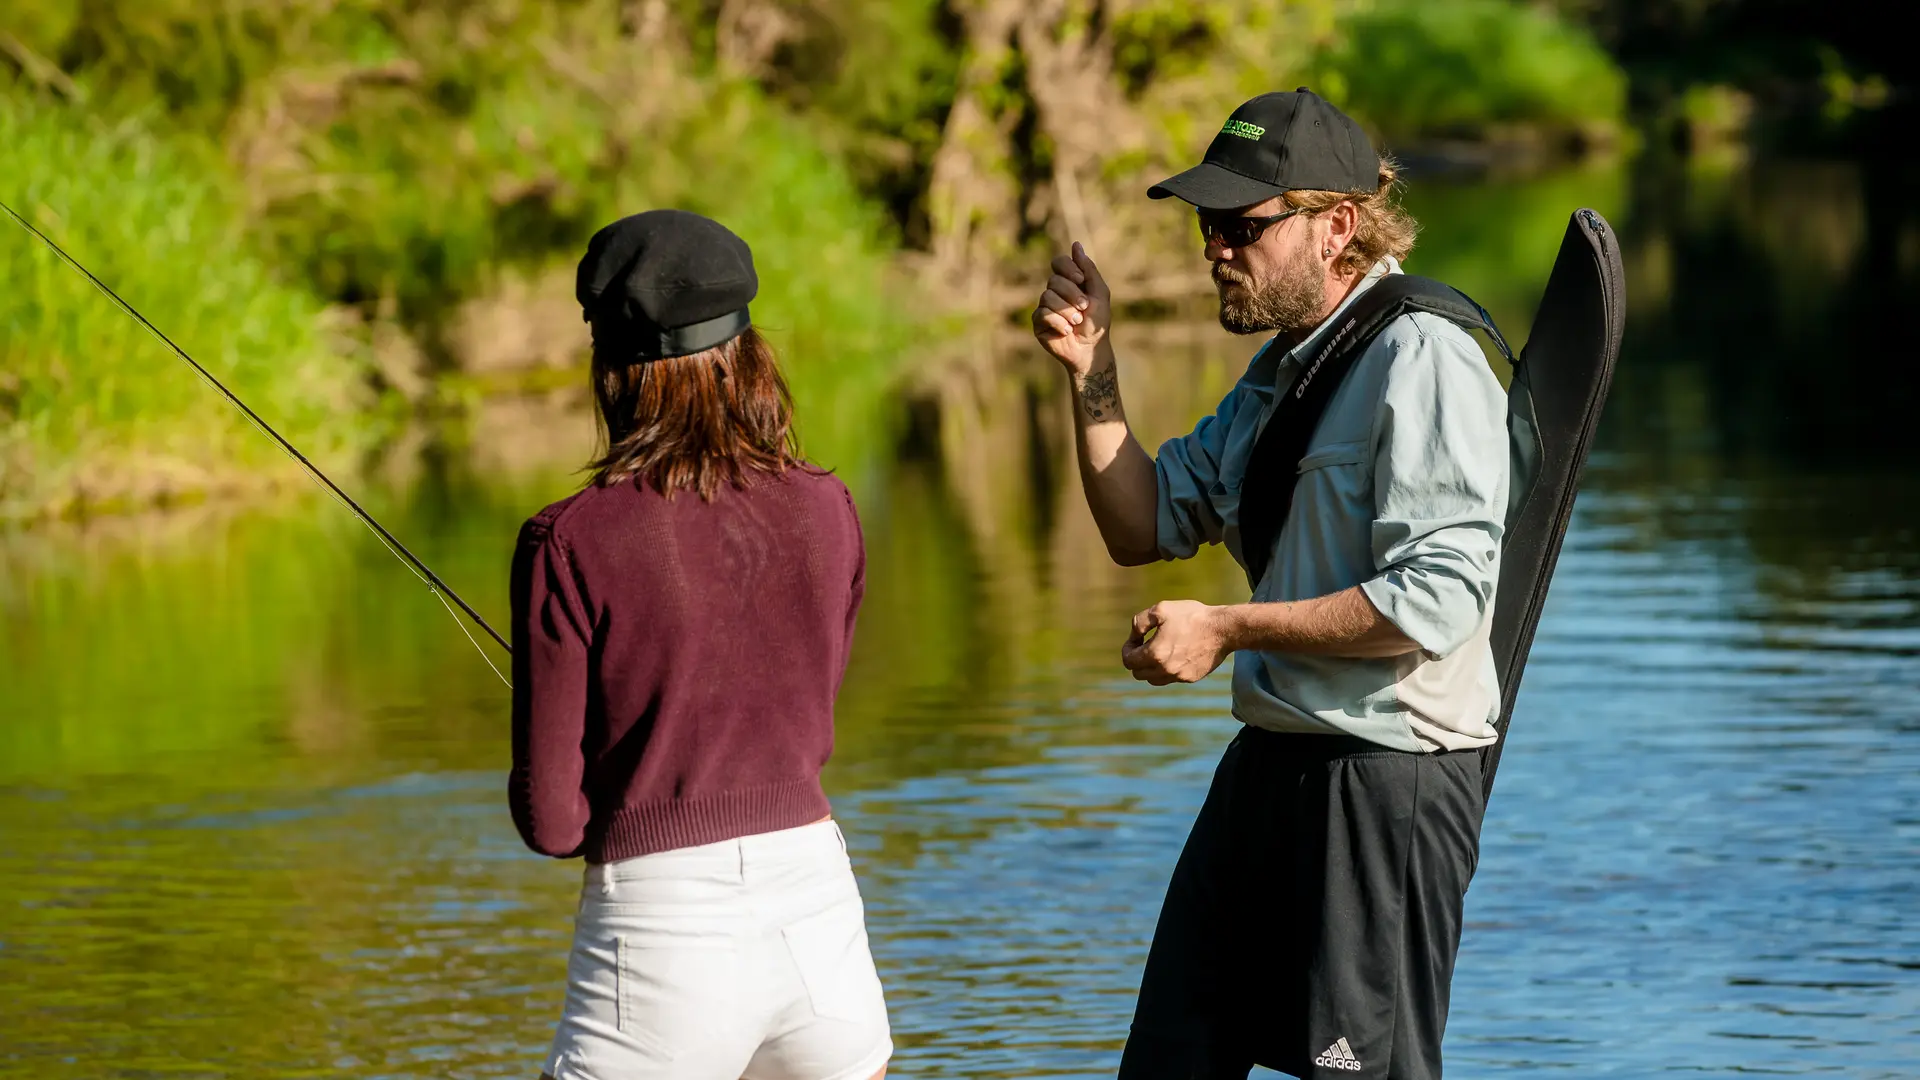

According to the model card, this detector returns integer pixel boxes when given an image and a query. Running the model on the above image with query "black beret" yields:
[576,209,757,359]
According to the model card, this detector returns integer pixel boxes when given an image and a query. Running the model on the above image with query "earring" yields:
[1323,248,1333,257]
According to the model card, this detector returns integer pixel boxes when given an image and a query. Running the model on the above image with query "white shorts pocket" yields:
[615,933,739,1061]
[779,896,887,1025]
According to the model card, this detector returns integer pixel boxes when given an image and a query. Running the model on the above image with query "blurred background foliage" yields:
[1309,0,1625,149]
[0,0,1905,519]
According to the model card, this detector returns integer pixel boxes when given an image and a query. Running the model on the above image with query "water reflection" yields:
[2,150,1916,1077]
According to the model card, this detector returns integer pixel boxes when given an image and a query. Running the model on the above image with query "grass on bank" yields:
[3,74,913,517]
[6,0,928,510]
[1,91,368,521]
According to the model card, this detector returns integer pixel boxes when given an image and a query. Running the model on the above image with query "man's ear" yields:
[1329,201,1360,248]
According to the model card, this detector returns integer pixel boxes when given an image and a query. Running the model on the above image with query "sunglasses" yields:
[1197,205,1309,249]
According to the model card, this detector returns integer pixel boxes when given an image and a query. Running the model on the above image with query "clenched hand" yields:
[1122,600,1233,685]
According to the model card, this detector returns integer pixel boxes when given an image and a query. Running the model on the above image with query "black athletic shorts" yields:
[1117,726,1486,1080]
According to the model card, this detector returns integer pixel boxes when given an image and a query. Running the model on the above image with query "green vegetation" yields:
[0,93,362,519]
[1401,159,1630,343]
[1314,0,1626,146]
[3,1,923,516]
[13,0,1807,520]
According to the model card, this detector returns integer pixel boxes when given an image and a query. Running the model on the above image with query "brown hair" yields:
[588,325,802,499]
[1283,155,1419,278]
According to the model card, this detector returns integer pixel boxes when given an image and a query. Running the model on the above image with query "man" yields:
[1032,89,1509,1079]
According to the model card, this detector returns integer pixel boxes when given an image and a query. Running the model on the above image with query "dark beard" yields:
[1214,245,1325,336]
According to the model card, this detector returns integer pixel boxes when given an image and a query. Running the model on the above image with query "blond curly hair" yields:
[1282,156,1418,277]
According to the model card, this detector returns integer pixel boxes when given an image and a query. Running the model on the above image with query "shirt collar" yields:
[1245,256,1403,396]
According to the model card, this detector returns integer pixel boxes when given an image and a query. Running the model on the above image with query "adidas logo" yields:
[1314,1036,1363,1071]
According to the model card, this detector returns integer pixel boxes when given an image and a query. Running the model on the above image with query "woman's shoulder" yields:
[723,468,861,548]
[519,483,630,547]
[768,465,859,517]
[784,463,850,495]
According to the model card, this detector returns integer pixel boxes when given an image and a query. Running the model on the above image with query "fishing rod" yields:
[3,199,512,686]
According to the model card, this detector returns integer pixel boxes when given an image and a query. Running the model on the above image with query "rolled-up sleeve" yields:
[1156,388,1244,560]
[1358,322,1509,658]
[509,518,595,857]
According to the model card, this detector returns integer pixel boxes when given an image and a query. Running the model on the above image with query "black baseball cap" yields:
[577,209,758,360]
[1148,88,1378,211]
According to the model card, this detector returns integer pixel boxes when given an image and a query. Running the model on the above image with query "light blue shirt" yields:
[1155,257,1509,751]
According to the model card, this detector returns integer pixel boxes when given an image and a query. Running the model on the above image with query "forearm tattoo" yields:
[1075,367,1121,422]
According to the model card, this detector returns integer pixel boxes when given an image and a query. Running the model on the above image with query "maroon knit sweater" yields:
[508,468,864,862]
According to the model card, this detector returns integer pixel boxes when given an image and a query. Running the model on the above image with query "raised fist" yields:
[1032,241,1112,375]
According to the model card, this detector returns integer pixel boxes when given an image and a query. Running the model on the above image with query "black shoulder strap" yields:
[1238,274,1511,588]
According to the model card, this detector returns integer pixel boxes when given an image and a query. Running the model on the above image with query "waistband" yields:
[586,777,832,864]
[584,818,845,887]
[1235,725,1423,758]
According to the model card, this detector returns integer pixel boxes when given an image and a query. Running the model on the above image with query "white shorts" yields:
[544,820,892,1080]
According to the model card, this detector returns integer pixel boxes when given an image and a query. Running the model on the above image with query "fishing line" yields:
[3,198,512,684]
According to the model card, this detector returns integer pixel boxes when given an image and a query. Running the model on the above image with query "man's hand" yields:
[1122,600,1233,685]
[1033,242,1112,376]
[1031,239,1158,563]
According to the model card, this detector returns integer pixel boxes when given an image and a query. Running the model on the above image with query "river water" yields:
[3,151,1917,1077]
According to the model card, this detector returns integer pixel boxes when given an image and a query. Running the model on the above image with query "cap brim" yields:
[1147,162,1287,211]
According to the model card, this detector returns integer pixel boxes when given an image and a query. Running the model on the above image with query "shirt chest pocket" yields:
[1219,440,1368,502]
[1289,439,1373,528]
[1296,440,1368,475]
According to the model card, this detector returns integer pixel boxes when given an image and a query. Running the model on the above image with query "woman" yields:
[511,209,889,1080]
